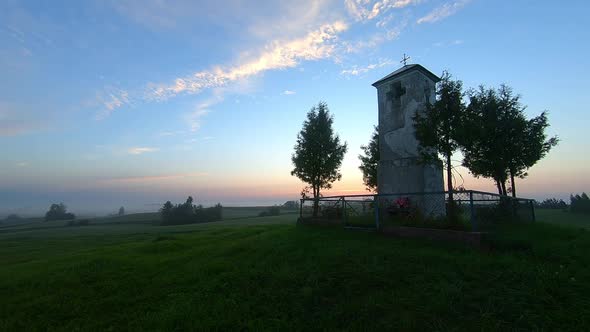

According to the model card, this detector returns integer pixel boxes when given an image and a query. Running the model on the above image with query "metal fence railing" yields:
[299,190,535,231]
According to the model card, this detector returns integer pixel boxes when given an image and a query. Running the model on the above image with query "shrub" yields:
[258,206,281,217]
[321,205,342,219]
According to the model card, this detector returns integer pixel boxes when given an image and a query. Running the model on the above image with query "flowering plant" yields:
[395,197,410,209]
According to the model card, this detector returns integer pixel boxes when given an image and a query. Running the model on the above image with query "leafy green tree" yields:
[291,102,347,217]
[461,85,557,196]
[413,71,466,206]
[507,111,558,197]
[358,126,379,192]
[461,86,508,194]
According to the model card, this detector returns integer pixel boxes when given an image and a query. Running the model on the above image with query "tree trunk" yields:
[446,154,454,201]
[496,180,502,195]
[501,180,507,196]
[510,170,516,198]
[312,185,319,217]
[446,154,455,220]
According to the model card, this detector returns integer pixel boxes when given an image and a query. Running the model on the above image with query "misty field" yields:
[1,210,589,330]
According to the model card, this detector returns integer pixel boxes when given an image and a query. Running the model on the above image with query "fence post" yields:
[374,195,380,229]
[341,196,346,227]
[299,199,303,222]
[530,200,536,222]
[469,191,477,231]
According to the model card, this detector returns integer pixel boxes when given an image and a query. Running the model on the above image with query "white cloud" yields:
[345,0,421,22]
[417,0,470,24]
[145,21,348,103]
[341,58,395,76]
[128,147,159,155]
[16,162,29,167]
[282,90,296,95]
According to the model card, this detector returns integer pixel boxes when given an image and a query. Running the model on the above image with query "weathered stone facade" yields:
[373,64,445,216]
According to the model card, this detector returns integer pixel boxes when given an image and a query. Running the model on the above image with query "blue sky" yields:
[1,0,588,215]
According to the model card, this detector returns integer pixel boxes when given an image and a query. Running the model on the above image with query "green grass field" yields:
[536,208,590,228]
[1,209,589,330]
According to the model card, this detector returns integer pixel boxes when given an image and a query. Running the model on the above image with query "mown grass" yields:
[536,208,590,228]
[1,213,590,330]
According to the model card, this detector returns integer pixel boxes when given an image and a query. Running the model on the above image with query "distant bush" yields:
[258,206,281,217]
[536,198,568,210]
[118,206,125,216]
[321,205,342,219]
[45,203,75,221]
[160,197,222,225]
[65,219,89,227]
[571,193,590,214]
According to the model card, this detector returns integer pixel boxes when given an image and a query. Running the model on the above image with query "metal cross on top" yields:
[400,53,411,66]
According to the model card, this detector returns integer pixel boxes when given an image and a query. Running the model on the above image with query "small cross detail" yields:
[400,53,410,66]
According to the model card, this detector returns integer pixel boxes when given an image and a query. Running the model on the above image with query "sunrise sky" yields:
[1,0,588,215]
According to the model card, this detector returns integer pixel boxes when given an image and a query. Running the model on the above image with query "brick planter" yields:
[298,217,342,226]
[381,226,488,249]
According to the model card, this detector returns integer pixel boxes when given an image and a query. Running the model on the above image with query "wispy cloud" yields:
[341,58,395,76]
[158,130,185,137]
[342,17,408,53]
[282,90,296,95]
[345,0,421,22]
[101,172,208,184]
[127,147,159,155]
[433,39,464,47]
[417,0,470,24]
[96,88,130,120]
[186,94,224,132]
[145,21,348,103]
[16,162,29,167]
[96,21,347,120]
[95,0,469,124]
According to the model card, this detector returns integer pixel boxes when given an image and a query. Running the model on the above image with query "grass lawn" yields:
[1,213,589,330]
[536,208,590,228]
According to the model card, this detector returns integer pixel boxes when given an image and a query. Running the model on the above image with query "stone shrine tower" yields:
[372,64,444,198]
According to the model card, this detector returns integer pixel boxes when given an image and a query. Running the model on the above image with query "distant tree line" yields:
[160,196,222,225]
[533,193,589,214]
[570,193,590,214]
[535,198,568,210]
[282,201,300,210]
